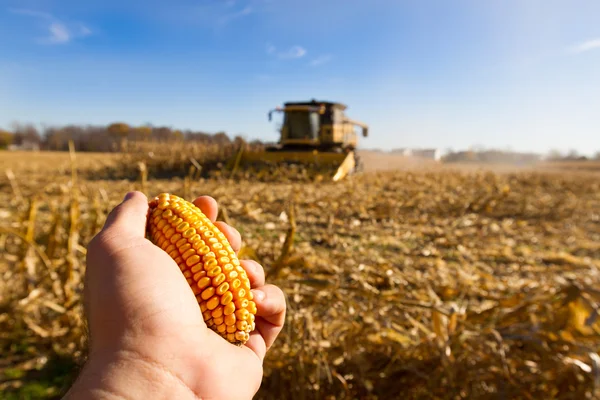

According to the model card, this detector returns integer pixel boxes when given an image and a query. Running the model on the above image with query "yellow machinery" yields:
[232,100,369,181]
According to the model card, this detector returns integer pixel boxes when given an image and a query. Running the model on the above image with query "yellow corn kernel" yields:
[235,298,249,309]
[191,263,204,274]
[207,296,220,310]
[224,313,236,326]
[193,270,207,282]
[235,309,249,321]
[201,287,215,301]
[207,266,221,278]
[186,255,201,267]
[170,233,182,244]
[197,277,211,290]
[182,248,196,261]
[211,306,223,319]
[223,299,235,313]
[213,273,226,287]
[176,221,190,233]
[224,264,234,273]
[216,282,229,295]
[248,301,257,315]
[147,193,256,345]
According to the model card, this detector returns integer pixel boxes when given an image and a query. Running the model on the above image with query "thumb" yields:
[86,191,150,261]
[102,191,149,239]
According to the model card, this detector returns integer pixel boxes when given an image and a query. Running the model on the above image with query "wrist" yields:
[63,348,200,400]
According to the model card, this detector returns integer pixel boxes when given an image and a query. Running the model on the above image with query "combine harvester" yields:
[231,100,369,181]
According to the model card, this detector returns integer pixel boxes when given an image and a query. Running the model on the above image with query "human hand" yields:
[64,191,286,400]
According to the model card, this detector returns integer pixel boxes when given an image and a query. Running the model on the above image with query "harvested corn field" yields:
[1,150,600,399]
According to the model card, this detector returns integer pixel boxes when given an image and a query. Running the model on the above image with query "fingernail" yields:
[252,289,266,301]
[123,192,135,201]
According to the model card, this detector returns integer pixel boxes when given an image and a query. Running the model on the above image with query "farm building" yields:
[411,148,442,161]
[392,148,413,156]
[7,140,40,151]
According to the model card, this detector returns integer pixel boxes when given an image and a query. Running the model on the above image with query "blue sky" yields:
[1,0,599,155]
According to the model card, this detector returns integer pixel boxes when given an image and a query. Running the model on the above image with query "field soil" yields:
[1,150,600,399]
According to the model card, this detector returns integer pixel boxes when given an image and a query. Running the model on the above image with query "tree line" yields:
[0,122,265,152]
[437,146,600,163]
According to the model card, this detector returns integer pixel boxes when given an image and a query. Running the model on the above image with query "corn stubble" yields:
[2,149,600,399]
[146,193,256,345]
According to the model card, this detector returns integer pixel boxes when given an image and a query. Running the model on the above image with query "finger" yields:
[244,330,267,361]
[251,284,286,349]
[192,196,218,222]
[241,260,265,287]
[214,221,242,253]
[254,318,283,353]
[102,191,149,238]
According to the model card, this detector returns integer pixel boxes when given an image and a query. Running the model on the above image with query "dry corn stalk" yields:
[146,193,257,345]
[271,199,296,277]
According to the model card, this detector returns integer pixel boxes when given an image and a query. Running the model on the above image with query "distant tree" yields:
[172,130,184,141]
[3,120,264,152]
[566,148,580,160]
[12,123,41,146]
[132,125,152,141]
[107,122,130,138]
[233,135,247,148]
[152,126,173,141]
[213,131,231,145]
[44,127,70,151]
[546,149,563,161]
[594,151,600,161]
[186,130,212,142]
[470,144,486,153]
[107,122,130,151]
[0,129,13,149]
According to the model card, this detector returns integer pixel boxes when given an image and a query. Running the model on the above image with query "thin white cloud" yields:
[309,54,333,66]
[568,38,600,54]
[9,8,53,19]
[9,8,92,45]
[266,43,276,54]
[280,46,306,59]
[218,5,253,24]
[79,24,93,37]
[47,22,70,43]
[266,44,307,59]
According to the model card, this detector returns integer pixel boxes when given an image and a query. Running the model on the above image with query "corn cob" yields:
[146,193,256,345]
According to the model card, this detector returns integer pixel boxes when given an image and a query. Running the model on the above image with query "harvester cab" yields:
[231,100,369,181]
